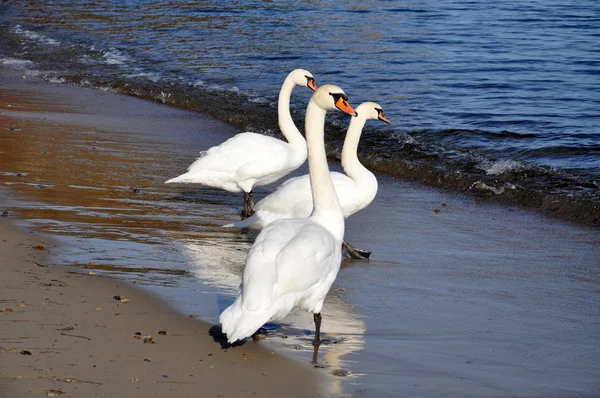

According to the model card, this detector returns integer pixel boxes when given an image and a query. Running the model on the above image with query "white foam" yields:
[470,181,516,195]
[126,71,161,82]
[22,69,42,78]
[249,96,269,104]
[482,160,524,175]
[102,49,130,65]
[97,86,117,93]
[46,76,66,84]
[13,24,60,46]
[157,91,171,103]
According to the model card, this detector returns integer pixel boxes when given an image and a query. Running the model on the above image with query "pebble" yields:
[332,369,351,377]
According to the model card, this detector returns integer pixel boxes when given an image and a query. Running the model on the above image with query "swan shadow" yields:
[208,324,246,349]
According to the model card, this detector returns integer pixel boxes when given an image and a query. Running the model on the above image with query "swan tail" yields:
[219,301,271,344]
[164,173,194,184]
[223,211,284,229]
[222,214,262,229]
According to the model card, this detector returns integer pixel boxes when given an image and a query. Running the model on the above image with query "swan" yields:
[165,69,318,216]
[219,84,357,364]
[227,102,390,259]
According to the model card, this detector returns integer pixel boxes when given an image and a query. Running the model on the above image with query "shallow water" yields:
[0,0,599,225]
[2,80,599,397]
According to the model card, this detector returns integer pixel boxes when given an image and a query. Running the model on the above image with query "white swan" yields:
[219,84,357,363]
[165,69,318,216]
[228,102,390,259]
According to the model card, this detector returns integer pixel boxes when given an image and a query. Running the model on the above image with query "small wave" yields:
[13,24,60,46]
[126,71,161,82]
[248,96,270,104]
[45,76,66,84]
[156,91,172,104]
[101,48,130,65]
[470,181,517,195]
[0,57,33,69]
[391,132,417,146]
[97,86,117,93]
[478,160,525,175]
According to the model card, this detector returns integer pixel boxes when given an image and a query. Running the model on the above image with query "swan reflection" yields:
[177,232,365,394]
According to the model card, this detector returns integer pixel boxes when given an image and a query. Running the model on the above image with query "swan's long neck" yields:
[278,78,306,149]
[305,99,344,242]
[341,116,370,180]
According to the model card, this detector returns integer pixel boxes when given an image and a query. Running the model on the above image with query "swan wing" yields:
[187,133,288,173]
[254,175,313,216]
[241,220,337,311]
[254,172,357,218]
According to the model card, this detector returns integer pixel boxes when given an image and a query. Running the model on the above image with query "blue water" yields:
[0,1,599,218]
[2,3,600,396]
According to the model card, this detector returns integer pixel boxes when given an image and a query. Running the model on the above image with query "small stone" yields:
[142,336,154,344]
[332,369,351,377]
[294,346,302,350]
[120,298,129,303]
[20,350,32,355]
[158,330,167,335]
[88,271,97,276]
[1,211,8,217]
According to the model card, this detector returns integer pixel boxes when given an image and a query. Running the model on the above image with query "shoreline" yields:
[0,67,326,397]
[2,64,599,397]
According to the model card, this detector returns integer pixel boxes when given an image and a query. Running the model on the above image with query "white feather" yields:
[219,85,355,343]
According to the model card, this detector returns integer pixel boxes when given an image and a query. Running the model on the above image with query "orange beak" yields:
[335,96,357,117]
[378,113,391,124]
[307,78,318,91]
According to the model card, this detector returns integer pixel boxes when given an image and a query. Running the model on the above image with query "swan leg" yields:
[311,313,322,364]
[247,191,255,216]
[342,241,371,260]
[241,191,256,217]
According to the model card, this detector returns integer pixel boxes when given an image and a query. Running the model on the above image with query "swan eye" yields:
[329,92,349,102]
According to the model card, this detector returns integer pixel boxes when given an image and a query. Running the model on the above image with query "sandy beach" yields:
[1,64,599,398]
[0,68,324,397]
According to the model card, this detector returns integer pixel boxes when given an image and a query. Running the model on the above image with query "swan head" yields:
[289,69,318,91]
[311,84,357,116]
[355,102,391,124]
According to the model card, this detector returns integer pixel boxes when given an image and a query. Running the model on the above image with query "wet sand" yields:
[1,66,599,398]
[0,69,324,397]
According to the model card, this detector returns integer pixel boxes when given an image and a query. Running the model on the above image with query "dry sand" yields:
[0,68,324,398]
